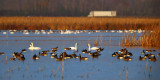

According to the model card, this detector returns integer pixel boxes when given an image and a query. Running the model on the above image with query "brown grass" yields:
[121,26,160,48]
[0,17,159,30]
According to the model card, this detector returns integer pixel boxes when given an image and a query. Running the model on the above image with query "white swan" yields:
[69,43,77,50]
[28,42,41,50]
[88,44,99,51]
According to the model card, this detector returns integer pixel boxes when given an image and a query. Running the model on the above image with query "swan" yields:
[69,43,78,50]
[28,42,41,50]
[88,44,99,51]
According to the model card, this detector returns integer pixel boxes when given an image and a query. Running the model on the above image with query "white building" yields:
[88,11,116,17]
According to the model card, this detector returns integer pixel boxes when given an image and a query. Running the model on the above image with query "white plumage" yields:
[28,42,41,50]
[69,43,78,50]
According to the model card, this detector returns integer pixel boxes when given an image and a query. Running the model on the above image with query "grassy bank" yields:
[0,17,159,30]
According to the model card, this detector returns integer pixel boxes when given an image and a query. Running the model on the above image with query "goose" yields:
[118,48,127,53]
[13,52,23,58]
[22,49,26,52]
[33,54,40,60]
[51,47,58,50]
[126,52,133,56]
[145,50,156,52]
[28,42,41,50]
[123,57,132,61]
[69,43,78,50]
[139,56,146,61]
[70,53,79,58]
[51,50,57,53]
[117,55,124,59]
[88,44,99,51]
[0,52,4,55]
[142,50,145,54]
[56,57,63,61]
[18,55,25,61]
[112,52,118,57]
[157,53,160,56]
[50,54,58,58]
[65,55,73,59]
[149,56,157,61]
[42,50,49,54]
[82,49,88,53]
[50,53,55,55]
[79,54,88,61]
[39,52,47,56]
[97,47,104,52]
[9,58,16,61]
[91,52,101,58]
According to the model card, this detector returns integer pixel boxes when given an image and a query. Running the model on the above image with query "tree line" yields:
[0,0,159,16]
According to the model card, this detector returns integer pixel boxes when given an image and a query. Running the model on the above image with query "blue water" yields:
[0,30,160,80]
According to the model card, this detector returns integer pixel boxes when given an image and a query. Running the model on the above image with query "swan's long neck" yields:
[75,43,77,50]
[30,43,33,47]
[88,44,90,51]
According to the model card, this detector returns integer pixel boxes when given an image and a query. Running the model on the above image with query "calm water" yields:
[0,30,160,80]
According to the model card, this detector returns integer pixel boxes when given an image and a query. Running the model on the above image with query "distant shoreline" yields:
[0,17,159,30]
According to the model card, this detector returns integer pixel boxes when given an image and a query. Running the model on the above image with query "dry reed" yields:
[0,17,159,30]
[121,26,160,48]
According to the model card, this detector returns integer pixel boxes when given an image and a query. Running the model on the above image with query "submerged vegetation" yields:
[0,17,159,30]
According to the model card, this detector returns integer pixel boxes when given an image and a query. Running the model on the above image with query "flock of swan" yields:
[28,42,100,51]
[0,29,147,35]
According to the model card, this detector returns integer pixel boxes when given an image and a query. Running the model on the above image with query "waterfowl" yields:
[9,58,16,61]
[79,54,88,61]
[97,47,104,52]
[145,50,156,52]
[144,53,154,58]
[51,46,58,50]
[51,50,57,53]
[22,49,26,52]
[123,57,132,61]
[13,52,23,58]
[142,50,145,54]
[50,53,55,55]
[56,57,63,61]
[64,55,73,59]
[117,55,124,59]
[126,52,133,56]
[39,52,47,56]
[91,52,101,58]
[149,56,157,61]
[88,44,99,51]
[139,56,146,61]
[112,52,118,57]
[50,54,58,58]
[60,52,68,58]
[0,52,4,55]
[42,50,49,54]
[69,43,78,50]
[33,54,40,60]
[18,55,25,61]
[157,53,160,56]
[82,49,88,53]
[28,42,41,50]
[70,53,79,58]
[118,48,127,53]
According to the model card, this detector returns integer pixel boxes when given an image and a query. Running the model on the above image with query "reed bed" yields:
[0,17,159,30]
[121,26,160,48]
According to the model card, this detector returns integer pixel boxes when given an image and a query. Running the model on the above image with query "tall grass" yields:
[0,17,159,30]
[121,26,160,48]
